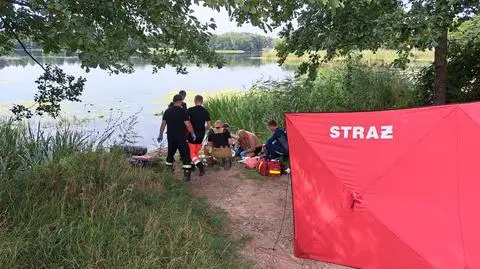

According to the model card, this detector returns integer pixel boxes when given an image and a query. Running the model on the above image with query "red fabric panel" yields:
[286,114,435,269]
[287,118,353,253]
[458,106,480,269]
[299,210,435,269]
[286,106,455,193]
[363,108,463,269]
[286,103,480,269]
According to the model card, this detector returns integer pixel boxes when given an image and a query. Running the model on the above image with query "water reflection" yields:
[0,50,281,70]
[0,50,294,148]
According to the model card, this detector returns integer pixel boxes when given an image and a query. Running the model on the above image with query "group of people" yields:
[157,90,289,182]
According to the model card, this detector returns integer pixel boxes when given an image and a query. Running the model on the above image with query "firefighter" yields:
[187,95,211,176]
[158,94,196,182]
[168,90,187,110]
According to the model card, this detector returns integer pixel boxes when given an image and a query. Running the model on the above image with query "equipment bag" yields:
[257,158,282,177]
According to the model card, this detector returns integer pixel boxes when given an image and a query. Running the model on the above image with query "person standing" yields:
[158,94,196,182]
[187,95,211,176]
[168,90,187,110]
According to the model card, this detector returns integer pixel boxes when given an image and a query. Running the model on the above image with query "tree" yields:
[209,32,274,52]
[418,15,480,104]
[234,0,479,105]
[0,0,226,118]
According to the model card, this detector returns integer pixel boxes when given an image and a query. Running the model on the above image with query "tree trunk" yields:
[433,28,448,105]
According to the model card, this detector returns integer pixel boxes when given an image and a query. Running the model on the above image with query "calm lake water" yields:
[0,52,293,148]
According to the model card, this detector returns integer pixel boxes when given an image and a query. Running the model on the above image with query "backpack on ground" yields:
[257,158,282,177]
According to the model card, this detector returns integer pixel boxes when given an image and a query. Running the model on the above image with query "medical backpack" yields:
[257,158,282,177]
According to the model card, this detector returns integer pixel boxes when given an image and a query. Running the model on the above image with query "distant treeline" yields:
[13,32,277,53]
[209,32,277,52]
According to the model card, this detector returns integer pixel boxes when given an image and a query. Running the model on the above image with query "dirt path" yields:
[188,166,348,269]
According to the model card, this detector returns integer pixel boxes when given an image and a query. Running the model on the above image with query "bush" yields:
[205,59,419,138]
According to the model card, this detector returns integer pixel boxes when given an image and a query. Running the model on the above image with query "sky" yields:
[193,5,281,37]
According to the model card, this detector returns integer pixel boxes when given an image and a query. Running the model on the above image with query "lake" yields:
[0,52,293,148]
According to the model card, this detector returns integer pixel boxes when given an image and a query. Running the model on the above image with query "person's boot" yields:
[183,168,191,182]
[224,158,232,170]
[190,163,196,172]
[219,158,225,168]
[197,162,205,176]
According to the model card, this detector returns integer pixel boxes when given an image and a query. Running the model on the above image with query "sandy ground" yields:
[187,165,349,269]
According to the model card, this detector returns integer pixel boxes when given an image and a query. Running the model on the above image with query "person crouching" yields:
[207,120,233,170]
[236,130,262,158]
[265,120,289,160]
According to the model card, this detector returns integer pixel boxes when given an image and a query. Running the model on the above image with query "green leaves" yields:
[230,0,478,84]
[1,0,232,118]
[417,15,480,104]
[34,65,87,118]
[10,65,87,120]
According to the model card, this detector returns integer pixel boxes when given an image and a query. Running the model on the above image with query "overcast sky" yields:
[193,5,281,37]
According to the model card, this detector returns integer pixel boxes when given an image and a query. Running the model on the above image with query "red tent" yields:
[286,103,480,269]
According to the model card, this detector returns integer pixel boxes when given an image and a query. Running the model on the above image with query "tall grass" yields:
[0,121,246,268]
[0,120,91,179]
[0,112,141,179]
[205,60,420,138]
[261,48,433,65]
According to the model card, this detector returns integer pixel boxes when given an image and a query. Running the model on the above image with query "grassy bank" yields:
[261,48,433,66]
[0,121,246,268]
[205,60,420,138]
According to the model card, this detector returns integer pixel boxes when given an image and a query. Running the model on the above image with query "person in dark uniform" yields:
[158,94,196,182]
[264,120,289,160]
[187,95,211,176]
[168,90,187,110]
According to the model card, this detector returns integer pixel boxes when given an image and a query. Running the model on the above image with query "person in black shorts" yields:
[168,90,187,110]
[158,94,196,182]
[187,95,211,176]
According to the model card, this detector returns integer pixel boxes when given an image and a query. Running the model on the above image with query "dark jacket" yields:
[266,127,288,152]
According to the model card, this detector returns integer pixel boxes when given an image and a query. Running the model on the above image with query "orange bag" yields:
[257,158,282,177]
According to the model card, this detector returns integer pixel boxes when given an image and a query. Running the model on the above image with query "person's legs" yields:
[166,138,177,172]
[266,143,287,160]
[253,146,263,156]
[178,140,192,181]
[189,143,205,176]
[188,143,196,171]
[224,156,232,170]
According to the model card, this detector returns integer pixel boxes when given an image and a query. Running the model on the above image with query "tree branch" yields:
[5,0,31,8]
[0,17,47,72]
